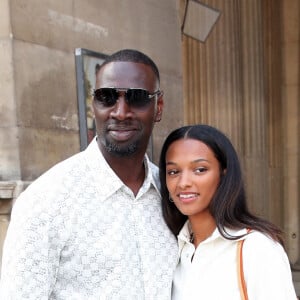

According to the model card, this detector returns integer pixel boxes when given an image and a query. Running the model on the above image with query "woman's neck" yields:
[189,213,216,247]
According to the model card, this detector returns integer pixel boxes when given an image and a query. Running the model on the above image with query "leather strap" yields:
[237,238,248,300]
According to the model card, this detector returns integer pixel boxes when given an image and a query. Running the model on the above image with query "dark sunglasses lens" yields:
[94,88,117,107]
[126,89,151,108]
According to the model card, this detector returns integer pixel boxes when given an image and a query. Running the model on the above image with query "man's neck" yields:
[103,152,146,197]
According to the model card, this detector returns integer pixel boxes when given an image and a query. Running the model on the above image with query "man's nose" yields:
[110,93,133,120]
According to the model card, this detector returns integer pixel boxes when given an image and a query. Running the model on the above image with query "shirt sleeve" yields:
[243,231,297,300]
[0,187,66,299]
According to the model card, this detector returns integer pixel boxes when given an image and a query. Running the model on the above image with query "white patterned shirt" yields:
[173,221,297,300]
[0,139,178,300]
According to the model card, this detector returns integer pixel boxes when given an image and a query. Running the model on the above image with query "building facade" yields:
[0,0,299,293]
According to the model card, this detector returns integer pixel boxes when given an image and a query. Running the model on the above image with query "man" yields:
[0,49,178,299]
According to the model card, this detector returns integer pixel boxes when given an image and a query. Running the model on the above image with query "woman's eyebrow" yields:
[166,158,210,165]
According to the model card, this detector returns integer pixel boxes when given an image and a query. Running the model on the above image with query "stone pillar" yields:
[182,0,268,215]
[0,0,21,180]
[262,0,285,229]
[281,0,300,263]
[0,0,23,270]
[239,0,269,216]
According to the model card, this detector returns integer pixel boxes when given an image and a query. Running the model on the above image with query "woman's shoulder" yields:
[244,230,279,244]
[241,231,296,299]
[243,230,287,260]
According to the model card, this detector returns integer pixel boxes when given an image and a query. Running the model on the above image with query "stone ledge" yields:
[0,182,16,199]
[0,181,31,208]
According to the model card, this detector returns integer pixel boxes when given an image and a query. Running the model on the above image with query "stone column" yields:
[0,0,21,180]
[182,0,269,215]
[281,0,300,263]
[239,0,269,216]
[0,0,22,271]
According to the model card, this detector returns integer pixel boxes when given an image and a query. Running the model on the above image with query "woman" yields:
[159,124,297,299]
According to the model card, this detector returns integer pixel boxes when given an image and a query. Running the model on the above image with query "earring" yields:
[169,194,174,202]
[155,115,161,122]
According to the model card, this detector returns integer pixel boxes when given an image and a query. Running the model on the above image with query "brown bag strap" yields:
[237,229,252,300]
[237,238,248,300]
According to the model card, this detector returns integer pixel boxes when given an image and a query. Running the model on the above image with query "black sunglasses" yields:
[93,87,162,109]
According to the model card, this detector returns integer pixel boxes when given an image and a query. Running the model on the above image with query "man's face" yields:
[93,61,163,158]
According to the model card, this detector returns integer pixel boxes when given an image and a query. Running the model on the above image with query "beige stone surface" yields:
[9,0,182,75]
[152,73,183,163]
[0,199,12,215]
[0,182,16,202]
[18,127,80,180]
[281,0,299,264]
[0,215,10,271]
[0,127,20,180]
[284,86,299,152]
[0,0,11,37]
[283,43,299,85]
[13,40,78,129]
[282,0,299,43]
[0,39,17,126]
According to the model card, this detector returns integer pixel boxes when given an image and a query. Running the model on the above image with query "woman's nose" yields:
[177,171,192,189]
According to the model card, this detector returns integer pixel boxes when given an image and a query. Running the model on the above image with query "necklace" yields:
[190,231,215,244]
[190,233,195,243]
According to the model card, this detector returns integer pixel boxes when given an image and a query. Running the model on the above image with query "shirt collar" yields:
[177,220,249,252]
[83,138,160,199]
[143,154,161,195]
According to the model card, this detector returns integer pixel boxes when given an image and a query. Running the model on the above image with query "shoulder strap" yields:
[237,237,248,300]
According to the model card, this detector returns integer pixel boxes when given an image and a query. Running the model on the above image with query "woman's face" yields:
[165,138,221,218]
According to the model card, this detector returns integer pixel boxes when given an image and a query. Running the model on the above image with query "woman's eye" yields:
[167,169,178,176]
[195,167,207,173]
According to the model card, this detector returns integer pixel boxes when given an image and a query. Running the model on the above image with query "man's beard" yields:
[102,138,138,157]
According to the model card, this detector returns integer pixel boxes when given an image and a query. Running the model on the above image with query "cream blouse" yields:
[172,221,297,299]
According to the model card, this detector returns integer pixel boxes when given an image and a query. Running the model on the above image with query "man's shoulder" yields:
[43,139,99,179]
[41,151,84,178]
[24,151,86,194]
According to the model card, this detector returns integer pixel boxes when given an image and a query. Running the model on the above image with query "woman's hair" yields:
[159,124,283,245]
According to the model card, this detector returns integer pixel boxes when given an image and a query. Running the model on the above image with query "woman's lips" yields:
[177,193,199,203]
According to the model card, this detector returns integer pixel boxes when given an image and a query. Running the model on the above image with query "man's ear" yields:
[155,92,164,122]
